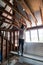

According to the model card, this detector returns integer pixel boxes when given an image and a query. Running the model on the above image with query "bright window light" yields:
[31,30,38,42]
[38,29,43,42]
[25,31,30,42]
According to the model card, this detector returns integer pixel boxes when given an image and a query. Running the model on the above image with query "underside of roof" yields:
[0,0,43,31]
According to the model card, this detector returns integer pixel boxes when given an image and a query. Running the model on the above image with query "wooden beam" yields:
[13,0,31,26]
[17,0,37,25]
[0,27,21,31]
[2,0,31,24]
[15,18,27,27]
[0,27,14,31]
[39,7,43,25]
[0,7,26,26]
[0,32,12,59]
[13,31,15,51]
[0,19,19,29]
[0,7,12,16]
[0,15,13,22]
[0,6,19,26]
[7,25,12,29]
[39,0,43,25]
[24,12,32,26]
[6,39,7,58]
[9,32,11,51]
[27,25,43,30]
[1,35,3,62]
[13,0,27,27]
[0,25,43,31]
[0,15,20,28]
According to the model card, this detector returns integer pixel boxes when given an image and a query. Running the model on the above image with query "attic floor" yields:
[0,55,33,65]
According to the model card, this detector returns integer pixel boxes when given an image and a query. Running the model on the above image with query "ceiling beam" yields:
[0,7,20,25]
[19,18,27,26]
[11,1,27,26]
[17,0,37,25]
[0,7,12,16]
[13,0,31,26]
[0,15,12,22]
[0,17,19,28]
[2,0,31,24]
[27,25,43,30]
[0,25,43,31]
[0,5,26,26]
[40,0,43,25]
[0,27,14,31]
[7,25,12,29]
[0,28,19,31]
[39,7,43,25]
[0,15,20,27]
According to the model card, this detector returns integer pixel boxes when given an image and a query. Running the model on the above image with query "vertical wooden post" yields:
[17,31,19,51]
[5,31,8,58]
[6,39,7,59]
[1,35,3,62]
[0,30,1,35]
[13,31,15,51]
[12,0,16,51]
[11,32,13,51]
[9,32,11,51]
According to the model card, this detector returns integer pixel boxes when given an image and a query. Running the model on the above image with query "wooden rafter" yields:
[0,6,26,26]
[0,15,12,22]
[25,12,32,26]
[17,0,37,25]
[39,0,43,25]
[7,25,12,29]
[2,0,31,24]
[0,27,12,31]
[39,7,43,25]
[0,18,19,29]
[13,0,31,26]
[19,18,26,25]
[0,7,12,16]
[0,15,20,27]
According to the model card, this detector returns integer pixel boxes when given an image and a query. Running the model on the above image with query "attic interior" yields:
[0,0,43,65]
